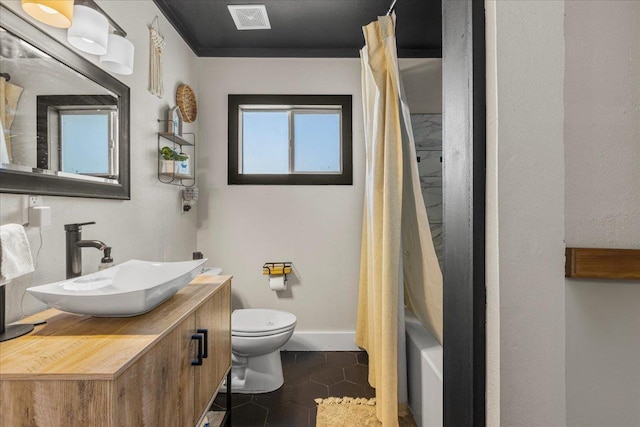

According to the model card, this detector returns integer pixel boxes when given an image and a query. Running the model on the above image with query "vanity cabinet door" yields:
[114,311,200,427]
[177,312,198,427]
[115,323,190,426]
[194,282,231,417]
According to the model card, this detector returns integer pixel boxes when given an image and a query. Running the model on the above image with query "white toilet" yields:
[229,308,297,393]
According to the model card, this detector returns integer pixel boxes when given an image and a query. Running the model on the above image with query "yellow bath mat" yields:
[315,397,417,427]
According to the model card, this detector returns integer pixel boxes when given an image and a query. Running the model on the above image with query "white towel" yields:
[0,224,34,285]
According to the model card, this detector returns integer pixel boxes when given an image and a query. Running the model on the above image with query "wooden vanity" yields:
[0,275,232,427]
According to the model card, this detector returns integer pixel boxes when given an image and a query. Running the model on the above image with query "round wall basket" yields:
[176,84,197,123]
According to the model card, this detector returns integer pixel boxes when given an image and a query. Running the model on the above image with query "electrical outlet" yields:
[29,196,42,207]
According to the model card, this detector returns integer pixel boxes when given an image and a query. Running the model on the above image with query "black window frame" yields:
[228,94,353,185]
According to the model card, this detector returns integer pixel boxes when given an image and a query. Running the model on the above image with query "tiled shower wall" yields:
[412,114,443,262]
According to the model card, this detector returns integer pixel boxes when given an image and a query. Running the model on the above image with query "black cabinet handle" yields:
[197,328,209,358]
[191,334,203,366]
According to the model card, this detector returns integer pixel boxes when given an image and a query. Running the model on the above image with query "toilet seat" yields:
[232,309,297,337]
[229,308,297,393]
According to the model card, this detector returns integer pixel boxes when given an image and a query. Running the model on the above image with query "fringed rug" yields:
[314,397,417,427]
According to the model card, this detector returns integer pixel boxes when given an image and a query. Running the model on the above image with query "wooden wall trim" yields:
[566,248,640,280]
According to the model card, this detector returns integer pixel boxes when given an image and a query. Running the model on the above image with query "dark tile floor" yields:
[213,351,375,427]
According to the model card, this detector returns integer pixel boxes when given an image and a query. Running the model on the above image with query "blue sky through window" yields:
[242,111,289,174]
[242,109,341,174]
[293,113,340,172]
[61,114,109,174]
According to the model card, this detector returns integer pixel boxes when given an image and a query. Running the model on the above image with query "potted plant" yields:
[159,146,189,175]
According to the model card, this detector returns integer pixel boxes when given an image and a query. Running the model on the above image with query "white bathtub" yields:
[405,308,443,427]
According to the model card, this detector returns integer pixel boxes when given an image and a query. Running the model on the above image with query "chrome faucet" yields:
[64,222,109,279]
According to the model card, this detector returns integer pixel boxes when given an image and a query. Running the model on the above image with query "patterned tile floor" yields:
[213,351,375,427]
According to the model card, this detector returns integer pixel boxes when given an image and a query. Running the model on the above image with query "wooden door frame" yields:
[441,0,486,426]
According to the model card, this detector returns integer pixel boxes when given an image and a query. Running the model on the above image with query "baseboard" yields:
[282,331,361,351]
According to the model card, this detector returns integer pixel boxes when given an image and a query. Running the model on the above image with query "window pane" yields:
[60,114,109,174]
[293,112,341,172]
[242,111,289,174]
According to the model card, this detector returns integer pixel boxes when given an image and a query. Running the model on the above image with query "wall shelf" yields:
[158,132,194,146]
[565,247,640,280]
[157,128,196,187]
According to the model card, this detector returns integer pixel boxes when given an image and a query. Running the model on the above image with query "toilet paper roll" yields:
[269,275,287,291]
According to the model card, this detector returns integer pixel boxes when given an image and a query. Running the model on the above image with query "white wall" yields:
[484,2,500,424]
[0,0,199,323]
[195,57,440,348]
[195,58,363,345]
[399,59,442,114]
[564,2,640,426]
[485,1,566,425]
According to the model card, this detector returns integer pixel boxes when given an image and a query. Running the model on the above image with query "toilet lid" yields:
[232,309,297,336]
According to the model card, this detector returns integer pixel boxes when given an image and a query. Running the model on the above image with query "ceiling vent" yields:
[227,5,271,30]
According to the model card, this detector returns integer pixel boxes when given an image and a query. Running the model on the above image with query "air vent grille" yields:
[227,5,271,30]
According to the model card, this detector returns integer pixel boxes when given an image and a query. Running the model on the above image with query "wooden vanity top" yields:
[0,275,232,381]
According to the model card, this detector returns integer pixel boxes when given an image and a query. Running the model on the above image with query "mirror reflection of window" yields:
[1,5,130,199]
[59,110,117,177]
[36,95,118,178]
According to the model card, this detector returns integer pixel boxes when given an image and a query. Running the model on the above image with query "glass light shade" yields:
[21,0,73,28]
[100,34,134,75]
[67,5,109,55]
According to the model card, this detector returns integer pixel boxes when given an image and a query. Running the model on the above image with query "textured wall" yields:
[484,2,500,424]
[564,2,640,426]
[400,59,442,114]
[196,57,364,337]
[485,1,567,425]
[0,0,199,323]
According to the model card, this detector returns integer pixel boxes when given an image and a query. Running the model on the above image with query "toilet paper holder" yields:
[262,262,292,277]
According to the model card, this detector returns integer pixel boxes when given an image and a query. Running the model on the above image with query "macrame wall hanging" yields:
[148,16,165,98]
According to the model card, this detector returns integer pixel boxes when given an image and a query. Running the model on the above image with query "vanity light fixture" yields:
[68,0,134,75]
[99,32,134,75]
[21,0,135,75]
[21,0,74,28]
[66,4,109,55]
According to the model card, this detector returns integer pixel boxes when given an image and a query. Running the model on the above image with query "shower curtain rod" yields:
[386,0,398,16]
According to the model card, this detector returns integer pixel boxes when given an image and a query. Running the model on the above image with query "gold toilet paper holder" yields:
[262,262,292,277]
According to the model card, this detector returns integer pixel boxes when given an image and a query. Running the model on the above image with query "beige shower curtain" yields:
[356,14,443,426]
[356,14,404,426]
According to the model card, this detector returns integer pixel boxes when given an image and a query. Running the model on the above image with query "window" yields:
[36,94,119,179]
[59,109,118,177]
[229,95,352,185]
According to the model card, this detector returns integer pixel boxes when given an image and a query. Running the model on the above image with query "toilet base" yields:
[226,350,284,394]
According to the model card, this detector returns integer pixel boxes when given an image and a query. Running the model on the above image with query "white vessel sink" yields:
[27,259,220,317]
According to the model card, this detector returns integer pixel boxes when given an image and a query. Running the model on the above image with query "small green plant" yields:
[160,146,189,161]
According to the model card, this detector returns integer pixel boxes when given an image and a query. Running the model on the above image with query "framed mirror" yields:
[0,5,130,199]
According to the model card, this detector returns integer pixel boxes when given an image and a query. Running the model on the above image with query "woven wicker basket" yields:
[176,84,197,123]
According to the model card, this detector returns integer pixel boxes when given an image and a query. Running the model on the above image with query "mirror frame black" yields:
[0,5,130,200]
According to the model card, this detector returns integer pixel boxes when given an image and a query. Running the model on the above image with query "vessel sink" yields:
[26,259,220,317]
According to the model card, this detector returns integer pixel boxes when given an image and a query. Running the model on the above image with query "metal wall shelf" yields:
[157,130,196,187]
[158,132,194,146]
